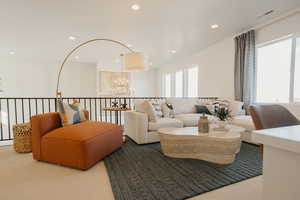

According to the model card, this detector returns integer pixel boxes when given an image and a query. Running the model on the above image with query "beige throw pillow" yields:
[134,100,158,122]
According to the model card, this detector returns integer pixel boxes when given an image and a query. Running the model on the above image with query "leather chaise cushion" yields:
[41,121,122,169]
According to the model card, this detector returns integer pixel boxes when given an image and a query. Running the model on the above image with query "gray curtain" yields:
[234,30,256,107]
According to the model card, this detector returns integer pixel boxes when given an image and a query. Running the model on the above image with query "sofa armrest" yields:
[124,111,148,144]
[31,112,62,160]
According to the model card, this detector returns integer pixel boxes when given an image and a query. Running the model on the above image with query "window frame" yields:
[255,34,299,103]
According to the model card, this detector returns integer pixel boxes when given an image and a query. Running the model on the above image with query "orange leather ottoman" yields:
[31,112,122,170]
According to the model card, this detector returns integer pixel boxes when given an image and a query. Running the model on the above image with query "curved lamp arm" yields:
[56,38,135,98]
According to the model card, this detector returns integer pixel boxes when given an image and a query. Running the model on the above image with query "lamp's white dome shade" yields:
[124,52,147,71]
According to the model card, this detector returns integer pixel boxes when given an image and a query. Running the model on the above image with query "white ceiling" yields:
[0,0,299,69]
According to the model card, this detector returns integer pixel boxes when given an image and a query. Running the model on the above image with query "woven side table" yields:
[13,123,32,153]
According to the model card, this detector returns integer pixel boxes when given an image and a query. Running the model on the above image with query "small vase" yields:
[198,113,209,134]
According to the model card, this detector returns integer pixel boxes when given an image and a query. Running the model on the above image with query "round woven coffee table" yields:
[158,125,244,164]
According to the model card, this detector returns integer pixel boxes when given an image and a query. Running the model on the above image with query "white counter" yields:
[253,125,300,200]
[253,125,300,154]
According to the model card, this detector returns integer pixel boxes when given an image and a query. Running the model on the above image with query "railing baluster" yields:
[14,99,18,124]
[7,99,11,140]
[100,98,103,122]
[35,99,38,114]
[119,98,122,125]
[42,99,45,114]
[104,99,107,122]
[128,97,131,109]
[94,98,97,121]
[89,98,92,120]
[48,99,51,112]
[21,98,25,123]
[109,98,112,123]
[54,98,57,112]
[28,99,32,118]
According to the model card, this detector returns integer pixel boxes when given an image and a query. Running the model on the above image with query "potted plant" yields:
[213,106,231,130]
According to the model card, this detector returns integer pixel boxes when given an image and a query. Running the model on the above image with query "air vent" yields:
[257,10,274,18]
[264,10,274,16]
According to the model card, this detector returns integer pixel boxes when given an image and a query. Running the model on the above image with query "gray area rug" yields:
[104,138,262,200]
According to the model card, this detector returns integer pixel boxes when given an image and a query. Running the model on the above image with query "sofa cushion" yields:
[166,98,199,114]
[230,115,255,131]
[41,121,122,169]
[148,118,183,131]
[134,100,158,122]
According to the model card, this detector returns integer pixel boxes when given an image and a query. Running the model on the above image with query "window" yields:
[294,38,300,102]
[256,36,299,103]
[164,73,171,97]
[162,66,199,97]
[187,67,198,97]
[256,38,292,103]
[175,70,183,97]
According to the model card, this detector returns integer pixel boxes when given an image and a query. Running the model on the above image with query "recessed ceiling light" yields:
[9,51,15,55]
[75,56,79,59]
[127,44,133,47]
[131,4,140,10]
[149,62,153,66]
[211,24,219,29]
[69,36,76,41]
[171,50,177,54]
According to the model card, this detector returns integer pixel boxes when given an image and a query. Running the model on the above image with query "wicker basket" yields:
[13,123,32,153]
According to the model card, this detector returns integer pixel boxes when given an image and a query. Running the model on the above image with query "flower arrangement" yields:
[213,105,231,121]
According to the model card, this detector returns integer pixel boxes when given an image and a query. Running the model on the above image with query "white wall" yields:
[157,11,300,99]
[256,12,300,45]
[0,59,97,97]
[157,37,235,98]
[131,69,158,97]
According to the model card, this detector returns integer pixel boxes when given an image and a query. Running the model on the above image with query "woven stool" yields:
[13,123,32,153]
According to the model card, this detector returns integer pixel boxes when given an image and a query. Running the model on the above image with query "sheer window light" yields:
[256,38,292,103]
[175,70,183,97]
[187,67,198,97]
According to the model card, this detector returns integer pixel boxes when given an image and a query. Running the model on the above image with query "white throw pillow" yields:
[229,100,245,116]
[161,102,175,118]
[148,99,164,118]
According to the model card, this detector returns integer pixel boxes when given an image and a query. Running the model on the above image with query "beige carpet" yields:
[0,146,262,200]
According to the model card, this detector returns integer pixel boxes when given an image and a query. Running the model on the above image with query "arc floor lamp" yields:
[56,38,146,98]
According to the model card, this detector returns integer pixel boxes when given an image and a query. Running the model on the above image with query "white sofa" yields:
[124,98,300,144]
[125,98,251,144]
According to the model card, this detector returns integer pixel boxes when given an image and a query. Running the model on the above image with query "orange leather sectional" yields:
[31,111,123,169]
